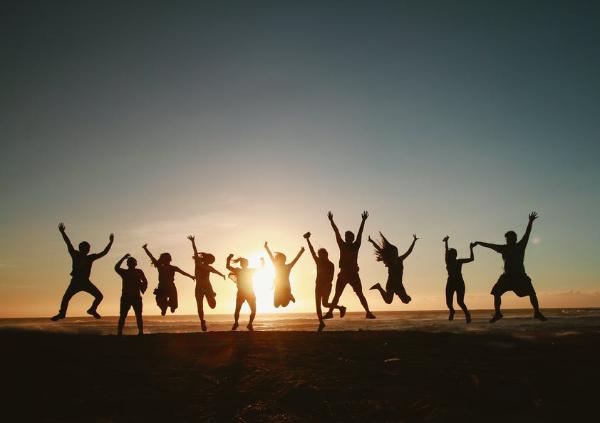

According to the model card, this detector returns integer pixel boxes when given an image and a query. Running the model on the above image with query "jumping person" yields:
[304,232,346,331]
[368,232,417,305]
[226,254,263,331]
[474,212,547,323]
[142,243,195,316]
[114,253,148,335]
[442,236,473,323]
[324,211,376,319]
[51,223,113,321]
[264,241,304,308]
[188,235,226,332]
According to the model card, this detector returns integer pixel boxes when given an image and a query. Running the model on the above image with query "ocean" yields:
[2,308,599,336]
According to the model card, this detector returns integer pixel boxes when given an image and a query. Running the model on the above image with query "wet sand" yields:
[3,330,598,422]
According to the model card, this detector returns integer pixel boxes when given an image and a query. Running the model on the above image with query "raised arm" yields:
[458,243,475,264]
[58,223,75,255]
[226,254,236,272]
[142,244,159,266]
[93,233,114,259]
[264,242,276,263]
[209,266,227,279]
[520,212,539,246]
[443,236,450,262]
[304,234,318,262]
[173,266,195,280]
[188,235,198,256]
[355,211,369,247]
[114,253,129,273]
[289,247,305,268]
[368,235,382,251]
[400,235,419,260]
[327,211,343,246]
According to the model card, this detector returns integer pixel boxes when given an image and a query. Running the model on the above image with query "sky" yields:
[1,0,599,317]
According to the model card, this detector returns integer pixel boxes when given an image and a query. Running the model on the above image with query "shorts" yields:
[120,296,142,316]
[336,269,363,293]
[491,273,535,297]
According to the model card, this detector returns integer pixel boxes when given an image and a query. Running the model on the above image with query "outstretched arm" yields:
[400,235,419,260]
[114,253,129,273]
[520,212,539,246]
[142,244,159,266]
[328,211,343,246]
[58,223,76,255]
[459,243,475,264]
[473,241,504,253]
[93,233,114,259]
[305,235,318,262]
[209,267,227,279]
[355,211,369,247]
[289,247,305,268]
[368,235,381,251]
[188,235,198,256]
[173,266,195,280]
[264,242,276,263]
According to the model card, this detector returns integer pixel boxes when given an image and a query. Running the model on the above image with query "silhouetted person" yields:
[51,223,113,321]
[443,236,473,323]
[368,233,417,305]
[142,244,194,316]
[188,235,226,332]
[304,232,346,331]
[324,211,376,319]
[114,253,147,335]
[474,212,547,323]
[227,254,263,331]
[264,241,304,308]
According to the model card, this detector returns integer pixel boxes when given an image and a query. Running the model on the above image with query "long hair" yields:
[153,252,172,267]
[373,232,398,267]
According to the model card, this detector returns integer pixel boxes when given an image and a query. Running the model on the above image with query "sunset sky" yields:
[1,1,599,317]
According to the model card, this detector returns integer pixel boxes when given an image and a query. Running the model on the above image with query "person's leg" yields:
[352,276,375,318]
[81,281,103,319]
[52,282,80,320]
[169,286,178,313]
[247,295,256,330]
[490,294,503,323]
[118,298,129,336]
[529,288,547,321]
[370,282,394,304]
[156,293,168,316]
[324,275,346,318]
[321,284,345,317]
[232,293,243,330]
[132,299,143,335]
[445,283,455,320]
[456,283,471,323]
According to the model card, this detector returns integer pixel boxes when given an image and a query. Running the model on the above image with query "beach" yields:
[3,313,599,422]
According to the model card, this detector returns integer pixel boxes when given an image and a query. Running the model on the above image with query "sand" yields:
[3,330,598,422]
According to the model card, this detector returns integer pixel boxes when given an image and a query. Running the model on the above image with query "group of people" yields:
[50,211,547,334]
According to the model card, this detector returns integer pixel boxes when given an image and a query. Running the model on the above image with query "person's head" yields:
[239,258,249,268]
[317,248,329,261]
[274,252,286,265]
[126,257,137,268]
[78,241,90,254]
[199,253,215,264]
[345,231,355,243]
[447,248,457,261]
[505,230,517,245]
[158,252,172,265]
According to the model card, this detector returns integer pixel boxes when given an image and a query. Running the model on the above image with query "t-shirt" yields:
[116,268,147,298]
[338,241,360,271]
[316,260,335,285]
[70,251,96,280]
[231,268,255,294]
[445,260,463,280]
[501,243,526,275]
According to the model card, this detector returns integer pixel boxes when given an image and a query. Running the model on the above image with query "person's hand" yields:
[142,243,148,249]
[58,222,66,232]
[368,235,374,243]
[469,242,476,249]
[227,253,234,259]
[303,232,311,239]
[413,234,419,241]
[327,211,334,221]
[109,233,114,242]
[124,253,131,259]
[472,242,479,247]
[264,241,268,248]
[529,211,539,222]
[222,274,226,280]
[443,236,449,242]
[187,235,195,241]
[361,211,369,221]
[300,247,305,252]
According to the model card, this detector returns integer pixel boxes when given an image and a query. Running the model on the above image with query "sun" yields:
[247,252,277,313]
